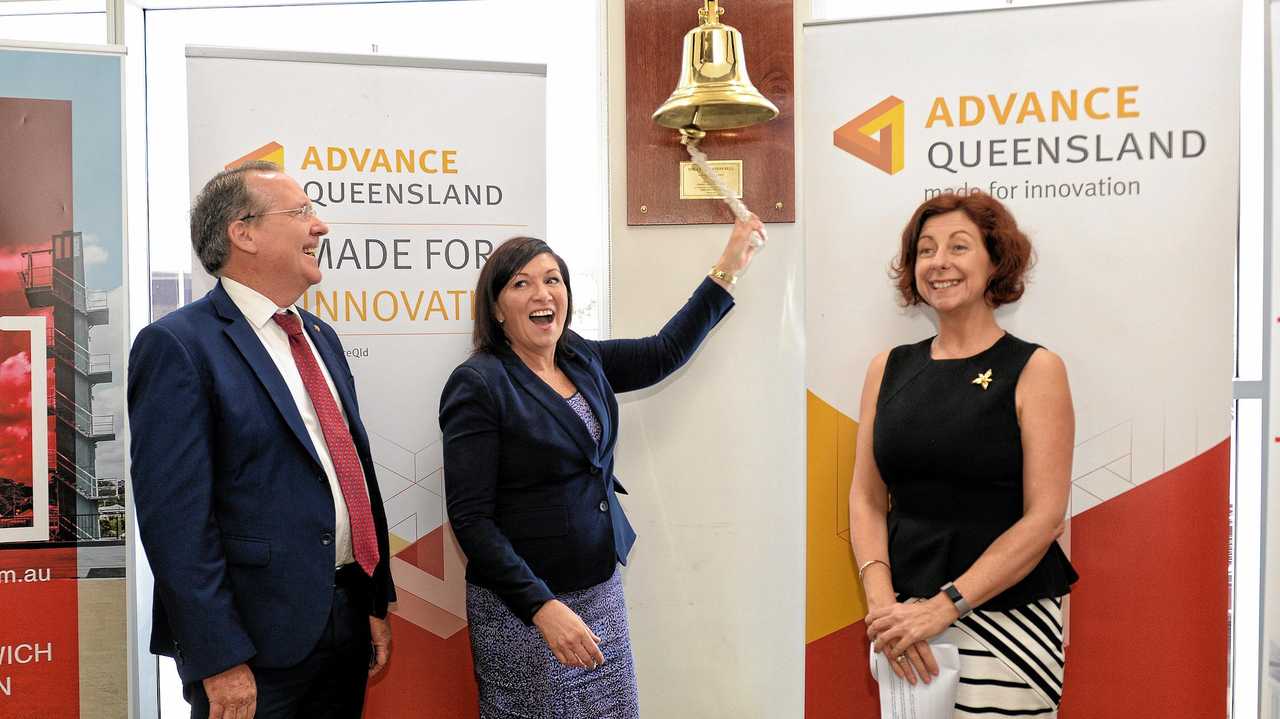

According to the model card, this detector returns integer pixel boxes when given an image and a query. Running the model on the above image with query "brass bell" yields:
[652,0,779,133]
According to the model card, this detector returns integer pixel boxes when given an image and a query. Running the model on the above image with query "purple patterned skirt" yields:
[466,568,639,718]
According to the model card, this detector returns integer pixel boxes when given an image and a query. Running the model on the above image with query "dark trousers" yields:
[186,566,373,719]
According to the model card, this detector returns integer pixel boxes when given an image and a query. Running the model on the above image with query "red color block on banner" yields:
[804,441,1229,718]
[396,524,445,581]
[0,547,79,716]
[363,614,477,718]
[805,620,878,718]
[1060,440,1229,718]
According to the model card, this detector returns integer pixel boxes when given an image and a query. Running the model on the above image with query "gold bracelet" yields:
[708,266,737,286]
[857,559,889,582]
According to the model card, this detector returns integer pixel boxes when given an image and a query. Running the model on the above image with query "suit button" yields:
[599,500,608,512]
[321,533,333,545]
[590,467,601,476]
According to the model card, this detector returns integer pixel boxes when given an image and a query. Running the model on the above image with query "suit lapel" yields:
[212,284,323,469]
[501,350,599,462]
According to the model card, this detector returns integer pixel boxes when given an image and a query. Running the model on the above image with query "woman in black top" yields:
[849,192,1078,716]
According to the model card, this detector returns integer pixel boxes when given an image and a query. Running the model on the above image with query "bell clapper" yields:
[680,128,765,255]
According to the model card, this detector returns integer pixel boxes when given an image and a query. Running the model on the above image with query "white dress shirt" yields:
[222,277,365,568]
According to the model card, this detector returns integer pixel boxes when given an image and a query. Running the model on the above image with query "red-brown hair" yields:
[890,192,1033,308]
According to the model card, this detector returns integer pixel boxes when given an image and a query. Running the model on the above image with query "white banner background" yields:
[804,1,1238,716]
[805,3,1237,490]
[186,47,545,716]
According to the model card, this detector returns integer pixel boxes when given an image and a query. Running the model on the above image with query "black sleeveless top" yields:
[872,333,1077,610]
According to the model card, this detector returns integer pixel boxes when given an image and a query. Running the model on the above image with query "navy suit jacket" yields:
[439,278,733,623]
[128,281,395,684]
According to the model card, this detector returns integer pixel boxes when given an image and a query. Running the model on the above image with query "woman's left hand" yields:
[714,213,767,279]
[866,596,957,661]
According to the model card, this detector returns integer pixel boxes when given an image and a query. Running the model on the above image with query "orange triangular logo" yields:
[225,141,284,170]
[833,97,904,175]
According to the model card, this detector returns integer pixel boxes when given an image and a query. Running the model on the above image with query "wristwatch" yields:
[940,582,973,618]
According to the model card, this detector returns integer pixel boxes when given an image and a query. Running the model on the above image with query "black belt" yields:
[335,562,370,588]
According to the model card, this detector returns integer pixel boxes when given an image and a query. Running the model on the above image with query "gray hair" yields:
[189,160,279,275]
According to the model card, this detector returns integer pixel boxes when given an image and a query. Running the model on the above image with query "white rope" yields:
[682,134,765,251]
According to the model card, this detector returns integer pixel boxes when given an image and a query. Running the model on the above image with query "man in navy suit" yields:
[129,162,395,719]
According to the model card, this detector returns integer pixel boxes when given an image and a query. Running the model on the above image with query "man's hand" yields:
[203,663,256,719]
[369,616,392,677]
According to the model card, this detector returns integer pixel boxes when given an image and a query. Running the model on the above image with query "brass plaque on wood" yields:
[680,160,743,200]
[625,0,795,226]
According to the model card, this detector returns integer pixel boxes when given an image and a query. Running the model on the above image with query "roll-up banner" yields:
[0,42,129,718]
[185,47,546,716]
[803,1,1238,717]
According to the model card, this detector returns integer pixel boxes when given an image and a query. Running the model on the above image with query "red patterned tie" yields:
[273,311,380,576]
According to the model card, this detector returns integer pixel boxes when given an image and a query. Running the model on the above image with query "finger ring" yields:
[896,654,908,663]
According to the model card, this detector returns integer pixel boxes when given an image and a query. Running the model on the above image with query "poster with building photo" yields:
[0,44,128,717]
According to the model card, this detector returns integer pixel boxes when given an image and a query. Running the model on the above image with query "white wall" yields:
[605,2,807,716]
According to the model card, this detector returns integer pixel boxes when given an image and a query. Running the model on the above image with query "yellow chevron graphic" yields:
[226,141,284,170]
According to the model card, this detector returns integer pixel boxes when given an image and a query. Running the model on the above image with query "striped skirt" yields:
[465,568,639,719]
[944,596,1066,717]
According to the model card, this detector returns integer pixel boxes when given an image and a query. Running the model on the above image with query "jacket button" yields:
[598,500,608,512]
[590,467,601,476]
[321,533,333,545]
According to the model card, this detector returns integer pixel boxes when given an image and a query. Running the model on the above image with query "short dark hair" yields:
[890,192,1034,308]
[189,160,278,275]
[472,236,574,356]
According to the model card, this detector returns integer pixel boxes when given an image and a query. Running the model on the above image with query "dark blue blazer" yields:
[127,281,395,684]
[440,278,733,623]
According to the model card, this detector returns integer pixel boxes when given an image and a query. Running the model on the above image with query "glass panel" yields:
[0,0,107,45]
[1239,0,1268,382]
[1237,3,1270,718]
[1265,3,1280,715]
[1234,398,1264,717]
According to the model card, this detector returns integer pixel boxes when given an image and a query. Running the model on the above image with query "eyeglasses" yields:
[239,204,318,222]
